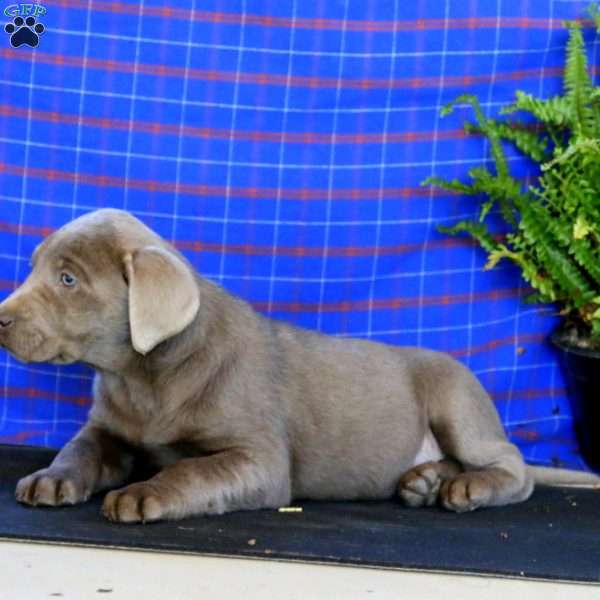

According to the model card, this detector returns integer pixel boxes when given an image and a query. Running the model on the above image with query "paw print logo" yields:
[4,15,45,48]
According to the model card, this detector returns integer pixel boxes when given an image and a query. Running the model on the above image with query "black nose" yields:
[0,315,14,329]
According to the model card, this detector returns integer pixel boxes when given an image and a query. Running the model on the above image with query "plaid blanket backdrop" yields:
[0,0,593,469]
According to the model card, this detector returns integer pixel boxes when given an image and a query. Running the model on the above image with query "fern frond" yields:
[569,239,600,286]
[591,317,600,339]
[465,120,550,163]
[543,137,600,170]
[516,197,597,306]
[564,22,595,137]
[589,83,600,135]
[442,94,510,179]
[466,167,520,225]
[421,176,478,195]
[437,220,499,253]
[590,3,600,32]
[491,121,549,162]
[502,91,572,130]
[539,214,600,286]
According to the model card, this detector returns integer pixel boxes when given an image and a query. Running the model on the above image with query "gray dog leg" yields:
[399,355,534,512]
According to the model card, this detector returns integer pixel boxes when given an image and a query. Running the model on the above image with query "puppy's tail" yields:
[528,465,600,488]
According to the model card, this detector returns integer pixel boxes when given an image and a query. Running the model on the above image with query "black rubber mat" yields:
[1,444,599,582]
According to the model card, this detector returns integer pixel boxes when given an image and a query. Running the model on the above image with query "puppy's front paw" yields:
[102,482,168,524]
[15,469,91,507]
[440,473,493,513]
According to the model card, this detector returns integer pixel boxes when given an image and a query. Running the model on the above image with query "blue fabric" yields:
[0,0,592,468]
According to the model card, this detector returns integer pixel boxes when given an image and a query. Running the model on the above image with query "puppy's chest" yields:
[98,376,190,447]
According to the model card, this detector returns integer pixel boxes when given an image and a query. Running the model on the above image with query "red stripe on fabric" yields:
[511,429,541,441]
[43,3,573,32]
[1,386,90,406]
[492,387,566,401]
[450,333,546,358]
[253,288,523,313]
[0,161,456,199]
[0,219,55,237]
[0,104,470,145]
[174,237,478,257]
[0,279,16,291]
[0,218,489,257]
[0,49,569,90]
[0,276,523,311]
[0,431,42,444]
[0,385,562,417]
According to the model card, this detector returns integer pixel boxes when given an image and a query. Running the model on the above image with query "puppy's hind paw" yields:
[397,459,461,508]
[440,472,494,513]
[397,463,443,507]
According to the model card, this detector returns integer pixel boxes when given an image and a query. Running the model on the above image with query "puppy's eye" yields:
[60,272,77,287]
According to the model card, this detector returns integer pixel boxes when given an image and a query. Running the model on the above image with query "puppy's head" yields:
[0,209,200,368]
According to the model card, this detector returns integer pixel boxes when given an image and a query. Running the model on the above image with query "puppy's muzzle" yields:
[0,313,15,330]
[0,310,15,344]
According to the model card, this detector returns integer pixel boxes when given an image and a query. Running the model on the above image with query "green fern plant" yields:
[424,8,600,348]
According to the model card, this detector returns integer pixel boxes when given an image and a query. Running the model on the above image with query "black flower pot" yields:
[552,330,600,471]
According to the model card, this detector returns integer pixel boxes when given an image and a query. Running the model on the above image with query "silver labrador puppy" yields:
[0,209,596,523]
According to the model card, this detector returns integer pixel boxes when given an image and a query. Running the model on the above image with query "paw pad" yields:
[4,15,45,48]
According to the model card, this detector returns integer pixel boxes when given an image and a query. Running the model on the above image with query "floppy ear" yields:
[123,246,200,355]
